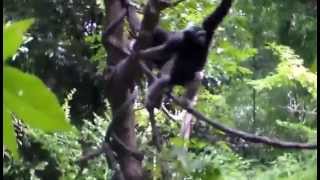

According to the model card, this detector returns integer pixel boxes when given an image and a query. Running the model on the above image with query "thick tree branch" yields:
[102,9,127,41]
[102,0,144,179]
[102,0,177,179]
[168,94,317,149]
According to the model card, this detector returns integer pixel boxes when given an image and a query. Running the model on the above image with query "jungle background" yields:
[3,0,317,179]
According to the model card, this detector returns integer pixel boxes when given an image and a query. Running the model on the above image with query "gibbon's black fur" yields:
[144,0,233,108]
[148,28,173,69]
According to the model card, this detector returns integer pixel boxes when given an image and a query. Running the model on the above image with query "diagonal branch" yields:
[167,94,317,150]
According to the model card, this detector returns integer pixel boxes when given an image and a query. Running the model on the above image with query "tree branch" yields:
[168,94,317,150]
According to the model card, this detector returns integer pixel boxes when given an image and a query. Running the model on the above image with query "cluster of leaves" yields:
[3,19,73,158]
[4,0,107,121]
[4,90,112,179]
[247,43,317,99]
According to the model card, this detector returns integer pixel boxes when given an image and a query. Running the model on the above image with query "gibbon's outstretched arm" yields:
[203,0,233,45]
[137,32,182,61]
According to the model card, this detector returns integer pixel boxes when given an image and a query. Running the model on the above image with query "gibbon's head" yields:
[183,25,206,46]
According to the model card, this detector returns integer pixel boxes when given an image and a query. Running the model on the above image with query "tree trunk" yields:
[102,0,143,179]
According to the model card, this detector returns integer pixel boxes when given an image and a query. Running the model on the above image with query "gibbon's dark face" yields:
[184,26,206,46]
[196,30,206,43]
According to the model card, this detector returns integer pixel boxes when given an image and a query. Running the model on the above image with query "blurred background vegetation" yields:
[3,0,317,179]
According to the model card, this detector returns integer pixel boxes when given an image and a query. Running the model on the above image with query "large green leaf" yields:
[3,66,72,131]
[3,105,18,158]
[3,18,34,61]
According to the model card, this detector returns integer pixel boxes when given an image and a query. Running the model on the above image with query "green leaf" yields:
[3,66,72,131]
[3,105,18,158]
[3,18,34,61]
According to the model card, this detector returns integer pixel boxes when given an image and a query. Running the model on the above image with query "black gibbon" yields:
[140,0,234,109]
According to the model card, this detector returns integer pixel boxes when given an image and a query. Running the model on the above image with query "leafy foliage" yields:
[247,43,317,99]
[3,19,72,158]
[4,91,111,179]
[3,19,34,61]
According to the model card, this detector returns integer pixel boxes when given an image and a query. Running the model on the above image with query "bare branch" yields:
[168,94,317,150]
[102,9,127,43]
[127,5,141,36]
[101,9,130,56]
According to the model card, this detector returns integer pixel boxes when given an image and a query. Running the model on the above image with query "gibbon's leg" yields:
[145,74,171,151]
[180,71,204,107]
[160,55,176,75]
[180,71,203,139]
[146,74,171,110]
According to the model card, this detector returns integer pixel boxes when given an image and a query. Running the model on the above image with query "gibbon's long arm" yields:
[138,44,168,59]
[138,34,183,60]
[202,0,233,45]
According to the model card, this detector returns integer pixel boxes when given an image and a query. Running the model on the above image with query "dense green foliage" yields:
[3,19,73,158]
[3,0,317,179]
